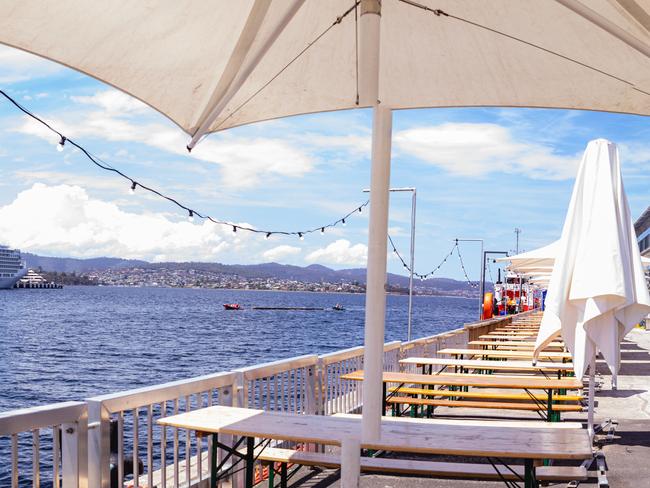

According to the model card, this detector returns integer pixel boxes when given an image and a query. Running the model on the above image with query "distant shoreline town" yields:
[23,252,484,298]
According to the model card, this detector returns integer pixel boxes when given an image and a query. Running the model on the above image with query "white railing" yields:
[0,313,522,488]
[0,401,87,488]
[87,371,236,488]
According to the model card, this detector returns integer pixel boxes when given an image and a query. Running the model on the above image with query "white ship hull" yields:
[0,267,27,289]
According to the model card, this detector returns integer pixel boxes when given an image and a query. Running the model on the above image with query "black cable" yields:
[388,235,455,279]
[210,2,360,134]
[0,88,369,238]
[397,0,650,98]
[455,242,479,289]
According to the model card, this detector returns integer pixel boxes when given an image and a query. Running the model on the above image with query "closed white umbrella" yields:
[534,139,650,380]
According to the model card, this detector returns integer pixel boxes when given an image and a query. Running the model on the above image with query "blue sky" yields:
[0,45,648,281]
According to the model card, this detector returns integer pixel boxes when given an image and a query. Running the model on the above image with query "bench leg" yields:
[245,437,255,488]
[268,463,274,488]
[211,433,218,488]
[524,459,538,488]
[281,462,288,488]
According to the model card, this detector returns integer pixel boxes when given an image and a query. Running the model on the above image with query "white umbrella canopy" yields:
[3,1,650,147]
[534,139,650,379]
[501,241,650,279]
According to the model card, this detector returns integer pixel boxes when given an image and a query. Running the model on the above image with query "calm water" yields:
[0,286,475,411]
[0,286,475,486]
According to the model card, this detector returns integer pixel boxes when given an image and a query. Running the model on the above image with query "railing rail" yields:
[2,310,540,488]
[0,401,87,488]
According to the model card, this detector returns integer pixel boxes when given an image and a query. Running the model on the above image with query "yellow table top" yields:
[158,405,591,460]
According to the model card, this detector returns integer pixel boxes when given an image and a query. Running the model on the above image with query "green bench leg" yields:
[268,463,274,488]
[211,433,218,488]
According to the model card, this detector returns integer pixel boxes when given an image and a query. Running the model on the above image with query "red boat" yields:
[223,303,241,310]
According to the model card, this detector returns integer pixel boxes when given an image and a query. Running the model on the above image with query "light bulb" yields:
[299,233,304,241]
[342,219,346,227]
[232,226,237,233]
[320,227,325,235]
[56,136,66,152]
[265,232,271,240]
[129,181,137,195]
[358,207,362,213]
[188,210,194,222]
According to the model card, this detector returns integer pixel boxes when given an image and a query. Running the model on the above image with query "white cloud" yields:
[262,245,301,262]
[305,239,367,266]
[0,183,253,261]
[0,46,63,84]
[14,90,315,188]
[394,123,579,180]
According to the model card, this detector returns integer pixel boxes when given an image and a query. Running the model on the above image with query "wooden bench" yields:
[388,386,583,403]
[254,446,588,484]
[386,396,584,415]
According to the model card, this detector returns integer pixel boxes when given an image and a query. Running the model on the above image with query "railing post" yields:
[87,400,110,488]
[305,363,317,416]
[315,358,325,416]
[231,372,245,488]
[62,407,88,488]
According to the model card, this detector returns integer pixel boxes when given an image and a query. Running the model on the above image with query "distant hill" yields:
[23,253,490,292]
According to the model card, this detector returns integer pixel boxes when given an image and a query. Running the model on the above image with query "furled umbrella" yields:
[533,139,650,434]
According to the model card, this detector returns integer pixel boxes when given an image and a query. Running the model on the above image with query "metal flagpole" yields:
[364,187,417,341]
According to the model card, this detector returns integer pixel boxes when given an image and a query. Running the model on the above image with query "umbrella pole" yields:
[361,104,392,445]
[358,0,389,451]
[588,354,596,441]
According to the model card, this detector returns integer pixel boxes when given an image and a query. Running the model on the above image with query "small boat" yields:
[223,303,241,310]
[332,304,345,311]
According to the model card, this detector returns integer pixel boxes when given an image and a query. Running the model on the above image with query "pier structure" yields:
[14,269,63,289]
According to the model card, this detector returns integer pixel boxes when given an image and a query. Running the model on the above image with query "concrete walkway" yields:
[288,328,650,487]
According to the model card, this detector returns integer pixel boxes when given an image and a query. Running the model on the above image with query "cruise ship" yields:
[0,244,27,289]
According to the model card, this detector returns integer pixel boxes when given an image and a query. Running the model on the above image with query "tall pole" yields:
[359,0,388,446]
[407,189,416,341]
[482,251,509,318]
[478,241,485,320]
[515,227,522,254]
[364,187,417,341]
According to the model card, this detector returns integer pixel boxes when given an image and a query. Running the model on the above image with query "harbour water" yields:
[0,286,476,412]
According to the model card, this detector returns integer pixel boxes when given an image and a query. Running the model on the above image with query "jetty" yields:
[13,269,63,289]
[252,306,325,311]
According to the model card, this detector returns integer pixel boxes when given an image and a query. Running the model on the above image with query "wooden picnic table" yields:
[480,334,540,341]
[437,348,573,361]
[468,340,564,349]
[487,331,538,336]
[159,405,591,488]
[400,357,573,376]
[341,370,583,423]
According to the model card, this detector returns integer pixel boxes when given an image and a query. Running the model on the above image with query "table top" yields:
[340,370,583,390]
[438,348,573,360]
[479,334,540,341]
[158,405,591,460]
[400,357,573,372]
[468,340,564,348]
[486,331,538,336]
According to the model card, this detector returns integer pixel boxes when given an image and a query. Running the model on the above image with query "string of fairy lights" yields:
[388,236,479,288]
[1,87,483,285]
[0,87,370,239]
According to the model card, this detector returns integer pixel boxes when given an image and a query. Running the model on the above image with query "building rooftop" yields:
[634,206,650,236]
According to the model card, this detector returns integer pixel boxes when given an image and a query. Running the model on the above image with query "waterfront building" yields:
[635,206,650,258]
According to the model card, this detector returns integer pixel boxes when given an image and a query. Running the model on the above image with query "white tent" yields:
[500,240,650,277]
[4,2,650,485]
[534,139,650,380]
